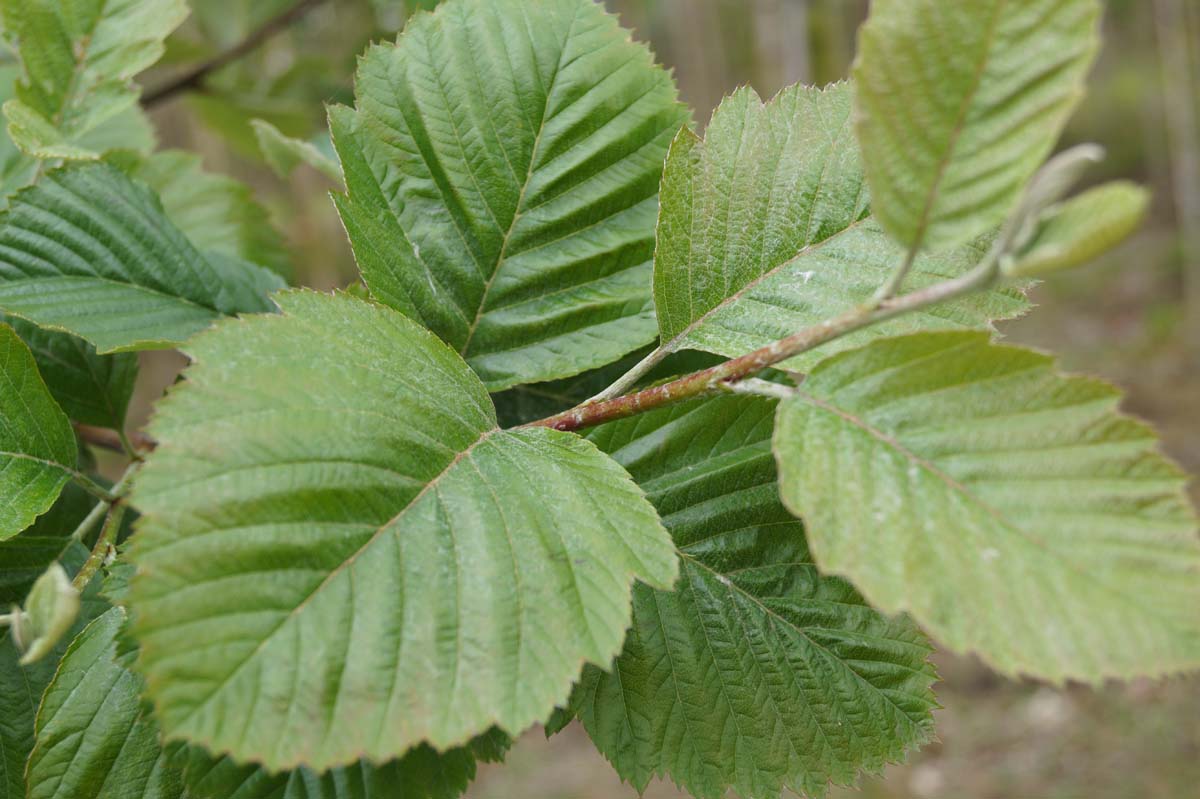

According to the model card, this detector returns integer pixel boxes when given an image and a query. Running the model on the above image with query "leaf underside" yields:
[569,395,936,799]
[852,0,1100,251]
[775,331,1200,682]
[128,290,676,772]
[333,0,688,391]
[653,81,1027,371]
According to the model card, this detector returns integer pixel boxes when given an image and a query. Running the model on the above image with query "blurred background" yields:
[134,1,1198,797]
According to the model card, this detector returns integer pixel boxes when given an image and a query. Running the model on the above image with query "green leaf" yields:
[852,0,1101,251]
[653,82,1028,371]
[1,314,137,430]
[127,290,676,771]
[0,64,155,202]
[332,0,688,391]
[0,163,285,353]
[1005,181,1149,277]
[12,562,79,664]
[25,608,186,799]
[0,484,105,607]
[775,331,1200,682]
[0,323,76,540]
[251,119,342,184]
[118,150,293,277]
[0,543,105,799]
[563,395,936,799]
[0,0,187,156]
[178,731,509,799]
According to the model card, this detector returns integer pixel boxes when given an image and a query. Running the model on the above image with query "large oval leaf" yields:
[332,0,687,391]
[567,395,936,799]
[0,323,76,540]
[128,290,676,771]
[853,0,1100,251]
[653,82,1027,370]
[775,331,1200,682]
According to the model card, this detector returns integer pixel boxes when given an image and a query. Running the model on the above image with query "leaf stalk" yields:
[527,251,1002,434]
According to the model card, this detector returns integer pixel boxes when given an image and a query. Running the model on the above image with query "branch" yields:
[142,0,329,108]
[72,503,125,592]
[526,255,1000,434]
[74,423,157,457]
[70,465,139,592]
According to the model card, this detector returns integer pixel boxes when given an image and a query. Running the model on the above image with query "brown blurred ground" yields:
[142,1,1199,797]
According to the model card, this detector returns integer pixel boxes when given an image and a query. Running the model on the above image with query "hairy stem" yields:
[872,242,920,303]
[72,504,126,592]
[720,378,799,400]
[70,466,138,592]
[527,255,1000,433]
[71,473,117,503]
[142,0,329,107]
[70,496,111,542]
[75,422,157,457]
[589,345,672,403]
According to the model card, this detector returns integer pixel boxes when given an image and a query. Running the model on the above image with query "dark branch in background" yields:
[142,0,329,108]
[75,423,157,456]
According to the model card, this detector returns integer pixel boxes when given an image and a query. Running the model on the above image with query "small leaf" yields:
[333,0,688,390]
[252,119,342,183]
[1005,182,1149,277]
[654,82,1027,370]
[2,313,137,430]
[775,331,1200,682]
[0,0,187,155]
[569,395,937,799]
[13,562,79,665]
[853,0,1101,251]
[0,163,284,353]
[0,323,76,540]
[128,290,676,771]
[0,541,106,799]
[26,608,186,799]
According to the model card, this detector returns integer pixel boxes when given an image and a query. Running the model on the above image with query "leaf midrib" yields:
[171,427,501,737]
[458,2,581,357]
[677,551,932,758]
[663,214,872,352]
[795,388,1194,634]
[906,0,1008,248]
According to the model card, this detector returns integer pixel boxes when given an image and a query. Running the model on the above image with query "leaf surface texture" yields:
[333,0,687,390]
[0,164,284,352]
[653,82,1027,370]
[852,0,1100,250]
[570,395,936,799]
[775,331,1200,681]
[128,290,676,770]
